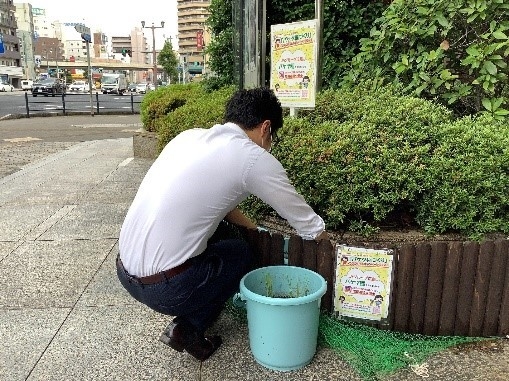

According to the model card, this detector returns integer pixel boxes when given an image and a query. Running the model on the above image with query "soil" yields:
[452,338,507,354]
[260,216,507,247]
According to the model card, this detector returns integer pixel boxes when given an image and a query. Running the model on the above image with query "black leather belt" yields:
[116,255,192,285]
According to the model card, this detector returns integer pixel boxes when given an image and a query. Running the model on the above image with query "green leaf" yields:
[493,31,508,39]
[494,108,509,116]
[416,7,429,15]
[415,84,427,95]
[467,14,478,23]
[393,63,406,74]
[466,45,480,56]
[483,61,497,75]
[419,72,430,81]
[482,98,492,111]
[436,13,449,28]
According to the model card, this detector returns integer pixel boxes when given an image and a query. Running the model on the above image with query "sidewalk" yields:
[0,116,508,381]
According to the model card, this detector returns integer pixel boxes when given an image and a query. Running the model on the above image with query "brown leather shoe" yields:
[160,320,222,361]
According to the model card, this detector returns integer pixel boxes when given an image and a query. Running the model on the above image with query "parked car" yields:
[128,83,137,92]
[136,83,149,94]
[21,79,33,91]
[0,82,14,92]
[32,78,66,97]
[69,80,89,92]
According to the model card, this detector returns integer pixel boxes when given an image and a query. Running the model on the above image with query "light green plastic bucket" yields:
[239,265,327,371]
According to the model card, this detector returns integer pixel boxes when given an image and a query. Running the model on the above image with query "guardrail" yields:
[23,91,142,117]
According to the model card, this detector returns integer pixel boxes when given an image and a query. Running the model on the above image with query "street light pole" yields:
[45,49,51,72]
[141,20,165,90]
[55,49,59,80]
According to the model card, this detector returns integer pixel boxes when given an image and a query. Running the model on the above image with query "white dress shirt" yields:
[119,122,325,277]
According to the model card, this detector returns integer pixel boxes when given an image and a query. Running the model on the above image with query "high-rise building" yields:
[177,0,210,76]
[13,2,35,80]
[0,0,23,86]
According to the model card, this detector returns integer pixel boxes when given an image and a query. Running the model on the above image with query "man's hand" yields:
[314,230,329,242]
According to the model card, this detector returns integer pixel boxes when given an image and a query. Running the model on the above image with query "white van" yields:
[21,79,33,91]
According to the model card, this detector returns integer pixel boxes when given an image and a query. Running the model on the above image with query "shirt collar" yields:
[224,122,248,137]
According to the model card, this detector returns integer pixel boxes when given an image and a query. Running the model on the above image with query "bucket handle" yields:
[232,292,246,309]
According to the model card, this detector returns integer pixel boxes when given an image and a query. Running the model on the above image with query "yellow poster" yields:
[270,19,317,108]
[334,245,394,321]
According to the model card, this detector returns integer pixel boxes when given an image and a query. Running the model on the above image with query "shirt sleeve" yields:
[244,150,325,240]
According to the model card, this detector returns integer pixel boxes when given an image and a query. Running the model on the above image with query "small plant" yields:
[264,273,274,298]
[349,220,380,238]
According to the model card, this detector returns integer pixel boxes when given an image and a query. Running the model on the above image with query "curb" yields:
[133,130,159,159]
[0,110,138,121]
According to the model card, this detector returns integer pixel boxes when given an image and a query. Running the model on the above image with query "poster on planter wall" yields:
[333,245,394,321]
[270,19,318,108]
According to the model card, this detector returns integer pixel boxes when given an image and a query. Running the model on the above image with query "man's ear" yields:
[260,120,271,136]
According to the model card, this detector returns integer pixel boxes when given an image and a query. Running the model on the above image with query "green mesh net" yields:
[225,300,488,380]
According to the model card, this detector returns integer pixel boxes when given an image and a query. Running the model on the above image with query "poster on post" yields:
[270,19,317,108]
[334,245,394,321]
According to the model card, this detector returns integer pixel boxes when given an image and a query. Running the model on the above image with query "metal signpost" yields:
[75,24,94,116]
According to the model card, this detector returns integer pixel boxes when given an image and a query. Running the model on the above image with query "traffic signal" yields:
[121,49,126,57]
[127,50,132,57]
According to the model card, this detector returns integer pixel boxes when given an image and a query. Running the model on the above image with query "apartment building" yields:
[0,0,22,86]
[110,29,149,83]
[13,2,35,79]
[177,0,210,75]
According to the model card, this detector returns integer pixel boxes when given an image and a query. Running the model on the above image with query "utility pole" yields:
[315,0,324,92]
[56,49,59,80]
[76,24,94,116]
[141,21,165,89]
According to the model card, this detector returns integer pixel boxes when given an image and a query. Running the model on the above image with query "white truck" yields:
[101,73,128,95]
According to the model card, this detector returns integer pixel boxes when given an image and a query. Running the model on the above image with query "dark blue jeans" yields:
[117,238,253,334]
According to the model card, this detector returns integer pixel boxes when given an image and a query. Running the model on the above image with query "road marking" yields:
[4,137,43,143]
[119,157,134,167]
[71,123,143,128]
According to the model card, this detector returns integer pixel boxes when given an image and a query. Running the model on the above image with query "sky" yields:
[29,0,178,49]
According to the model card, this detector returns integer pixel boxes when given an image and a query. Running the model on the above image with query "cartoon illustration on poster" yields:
[333,245,394,321]
[270,19,317,108]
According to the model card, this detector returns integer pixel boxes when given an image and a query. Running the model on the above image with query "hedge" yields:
[140,83,509,239]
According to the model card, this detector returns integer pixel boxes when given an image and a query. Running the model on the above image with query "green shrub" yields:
[276,88,451,230]
[417,115,509,237]
[140,83,203,132]
[156,85,236,150]
[143,83,509,238]
[241,85,508,238]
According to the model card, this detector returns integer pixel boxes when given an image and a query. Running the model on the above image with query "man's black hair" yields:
[224,87,283,132]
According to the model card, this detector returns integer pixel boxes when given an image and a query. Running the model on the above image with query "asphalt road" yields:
[0,114,143,178]
[0,90,143,118]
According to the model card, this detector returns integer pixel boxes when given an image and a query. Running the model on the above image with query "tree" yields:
[204,0,235,89]
[158,40,179,84]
